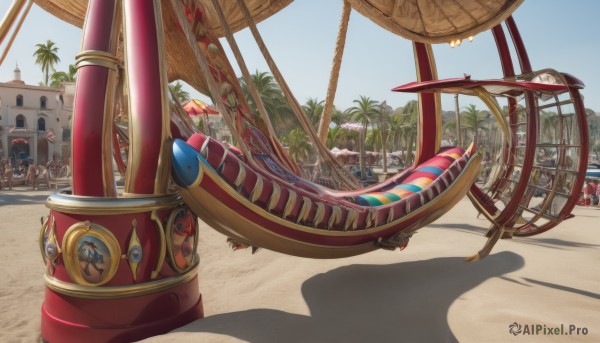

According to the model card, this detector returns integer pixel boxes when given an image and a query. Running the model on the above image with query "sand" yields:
[1,185,598,342]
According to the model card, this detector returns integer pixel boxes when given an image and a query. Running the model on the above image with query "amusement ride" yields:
[0,0,589,341]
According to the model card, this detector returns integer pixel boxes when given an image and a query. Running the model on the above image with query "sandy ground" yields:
[1,185,598,342]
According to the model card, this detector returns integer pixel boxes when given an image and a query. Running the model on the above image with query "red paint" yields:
[412,42,438,166]
[506,16,532,74]
[492,25,516,78]
[124,0,167,194]
[81,0,117,52]
[41,278,203,342]
[71,0,119,196]
[72,67,110,196]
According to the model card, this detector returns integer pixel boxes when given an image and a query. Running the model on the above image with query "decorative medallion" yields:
[39,216,50,264]
[62,221,120,286]
[40,215,60,275]
[166,207,198,273]
[126,219,143,281]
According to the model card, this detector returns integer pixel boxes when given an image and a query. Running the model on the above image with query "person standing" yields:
[4,160,13,190]
[26,162,38,190]
[582,179,592,207]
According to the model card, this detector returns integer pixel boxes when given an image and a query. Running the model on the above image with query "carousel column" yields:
[40,0,203,342]
[412,42,442,166]
[123,0,171,195]
[71,0,121,197]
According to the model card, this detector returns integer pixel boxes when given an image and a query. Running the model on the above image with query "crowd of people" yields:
[0,158,70,191]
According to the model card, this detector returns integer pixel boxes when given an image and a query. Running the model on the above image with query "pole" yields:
[455,94,462,147]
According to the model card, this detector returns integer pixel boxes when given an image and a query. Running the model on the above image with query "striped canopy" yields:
[183,99,219,117]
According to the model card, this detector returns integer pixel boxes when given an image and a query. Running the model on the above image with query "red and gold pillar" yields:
[41,1,203,341]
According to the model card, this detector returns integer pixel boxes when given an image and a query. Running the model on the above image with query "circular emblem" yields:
[128,246,143,263]
[45,242,58,260]
[166,207,198,272]
[62,222,120,286]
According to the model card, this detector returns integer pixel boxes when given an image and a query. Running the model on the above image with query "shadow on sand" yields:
[0,192,50,207]
[173,251,524,342]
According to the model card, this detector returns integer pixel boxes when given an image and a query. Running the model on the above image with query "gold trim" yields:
[150,211,167,279]
[189,156,206,189]
[122,0,171,195]
[39,215,49,264]
[234,164,246,189]
[126,219,142,281]
[0,0,32,66]
[328,205,341,229]
[44,261,199,299]
[0,0,26,42]
[473,87,511,148]
[367,209,378,229]
[42,217,60,275]
[199,138,210,157]
[75,50,121,71]
[387,207,395,224]
[283,190,297,218]
[46,191,182,215]
[165,207,198,273]
[152,0,171,195]
[250,176,263,203]
[62,222,121,286]
[344,209,358,231]
[313,202,325,227]
[267,183,281,211]
[297,196,312,224]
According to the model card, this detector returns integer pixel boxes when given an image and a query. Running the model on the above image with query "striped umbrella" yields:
[182,99,219,117]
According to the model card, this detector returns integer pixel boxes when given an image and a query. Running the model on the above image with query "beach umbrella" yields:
[183,99,219,117]
[341,122,364,132]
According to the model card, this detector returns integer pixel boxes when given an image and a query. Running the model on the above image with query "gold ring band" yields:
[44,258,199,299]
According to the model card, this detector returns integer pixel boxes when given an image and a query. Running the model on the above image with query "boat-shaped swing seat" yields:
[354,145,474,206]
[173,132,477,233]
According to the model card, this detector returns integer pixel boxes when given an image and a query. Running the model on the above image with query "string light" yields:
[449,36,475,48]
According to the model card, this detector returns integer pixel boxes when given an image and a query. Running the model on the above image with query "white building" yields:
[0,65,73,165]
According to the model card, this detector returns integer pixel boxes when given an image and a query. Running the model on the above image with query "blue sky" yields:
[1,0,599,112]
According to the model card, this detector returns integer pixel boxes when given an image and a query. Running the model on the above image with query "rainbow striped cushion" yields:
[355,146,468,206]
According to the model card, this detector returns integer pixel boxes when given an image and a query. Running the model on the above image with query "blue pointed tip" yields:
[172,139,201,187]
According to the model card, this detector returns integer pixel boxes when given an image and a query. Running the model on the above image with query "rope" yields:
[317,0,351,145]
[0,0,33,65]
[233,0,358,189]
[208,0,299,175]
[168,0,253,162]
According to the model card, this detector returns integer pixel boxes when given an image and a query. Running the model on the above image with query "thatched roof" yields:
[34,0,523,43]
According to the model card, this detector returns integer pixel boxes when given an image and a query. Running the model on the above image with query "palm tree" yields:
[460,104,489,147]
[330,106,350,127]
[50,64,77,87]
[302,98,324,130]
[346,96,380,179]
[33,40,60,86]
[540,110,559,143]
[377,101,392,173]
[400,109,418,166]
[327,126,355,150]
[239,70,297,135]
[388,115,403,152]
[282,128,313,163]
[169,81,190,103]
[442,119,459,145]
